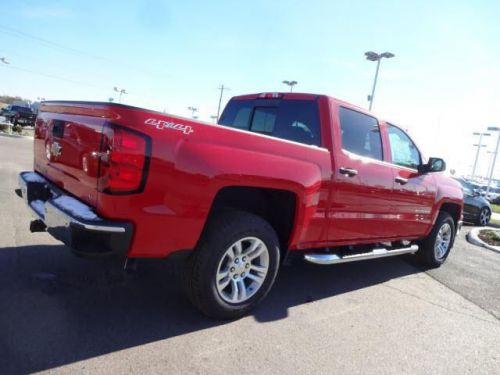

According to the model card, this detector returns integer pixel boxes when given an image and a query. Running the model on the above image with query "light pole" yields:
[216,84,230,121]
[113,86,127,103]
[188,106,198,119]
[487,151,496,181]
[486,127,500,194]
[365,51,395,110]
[282,80,298,92]
[471,132,490,179]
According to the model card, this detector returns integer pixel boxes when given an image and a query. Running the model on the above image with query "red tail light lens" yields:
[98,124,151,194]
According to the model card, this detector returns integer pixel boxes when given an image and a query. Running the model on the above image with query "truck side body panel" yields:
[32,94,463,258]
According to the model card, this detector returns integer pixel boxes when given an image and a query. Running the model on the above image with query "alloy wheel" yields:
[480,208,490,226]
[434,223,452,260]
[215,237,269,304]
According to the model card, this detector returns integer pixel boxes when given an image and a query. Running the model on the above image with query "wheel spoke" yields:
[243,239,260,255]
[237,279,247,300]
[247,272,265,285]
[226,247,235,261]
[230,279,239,302]
[247,244,265,260]
[217,269,231,290]
[250,264,267,273]
[233,241,243,256]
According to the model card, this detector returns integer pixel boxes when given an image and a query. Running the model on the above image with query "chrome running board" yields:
[304,244,419,265]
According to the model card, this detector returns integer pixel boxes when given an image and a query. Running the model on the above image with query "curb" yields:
[466,227,500,254]
[0,132,34,139]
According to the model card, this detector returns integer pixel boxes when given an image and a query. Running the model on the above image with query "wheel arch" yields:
[438,202,462,230]
[199,186,298,260]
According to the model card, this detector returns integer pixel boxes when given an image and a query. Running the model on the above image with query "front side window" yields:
[338,107,383,160]
[387,125,421,169]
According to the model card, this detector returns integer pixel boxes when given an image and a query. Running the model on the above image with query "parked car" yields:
[16,93,463,319]
[484,186,500,203]
[1,105,36,126]
[453,178,491,225]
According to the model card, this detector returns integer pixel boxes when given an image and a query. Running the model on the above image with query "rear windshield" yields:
[219,99,321,146]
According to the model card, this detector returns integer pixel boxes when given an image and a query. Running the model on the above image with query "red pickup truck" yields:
[17,92,463,318]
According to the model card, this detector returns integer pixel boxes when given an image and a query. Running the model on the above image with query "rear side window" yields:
[219,101,253,130]
[219,99,321,146]
[339,107,382,160]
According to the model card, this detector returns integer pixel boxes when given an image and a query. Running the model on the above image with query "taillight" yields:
[97,124,151,194]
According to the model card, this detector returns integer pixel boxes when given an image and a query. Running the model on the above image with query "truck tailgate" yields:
[34,102,108,207]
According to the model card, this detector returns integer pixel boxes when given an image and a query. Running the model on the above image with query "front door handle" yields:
[339,167,358,177]
[395,176,409,185]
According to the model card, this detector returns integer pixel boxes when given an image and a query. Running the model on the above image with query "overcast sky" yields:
[1,0,499,177]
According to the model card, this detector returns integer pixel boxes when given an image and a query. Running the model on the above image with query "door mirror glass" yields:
[418,157,446,174]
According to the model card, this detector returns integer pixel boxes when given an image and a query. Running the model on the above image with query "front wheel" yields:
[416,212,455,268]
[477,207,491,226]
[184,210,280,319]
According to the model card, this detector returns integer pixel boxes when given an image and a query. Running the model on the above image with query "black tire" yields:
[416,212,455,268]
[476,207,491,226]
[183,210,280,319]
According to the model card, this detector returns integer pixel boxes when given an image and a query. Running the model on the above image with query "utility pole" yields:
[365,51,395,111]
[486,127,500,193]
[471,132,490,179]
[216,84,230,121]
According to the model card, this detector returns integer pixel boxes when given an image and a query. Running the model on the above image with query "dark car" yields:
[454,178,491,226]
[1,105,36,126]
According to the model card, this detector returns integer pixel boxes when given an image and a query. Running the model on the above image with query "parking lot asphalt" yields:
[1,134,499,374]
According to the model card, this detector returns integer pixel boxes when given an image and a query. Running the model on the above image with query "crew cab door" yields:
[385,123,437,236]
[328,107,399,241]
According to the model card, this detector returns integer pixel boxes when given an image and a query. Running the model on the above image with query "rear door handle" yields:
[339,167,358,177]
[395,176,409,185]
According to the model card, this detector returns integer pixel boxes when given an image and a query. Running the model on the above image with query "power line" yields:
[0,24,170,80]
[1,63,109,91]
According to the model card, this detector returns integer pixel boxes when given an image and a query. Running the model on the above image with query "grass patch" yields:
[478,229,500,246]
[491,204,500,214]
[490,217,500,227]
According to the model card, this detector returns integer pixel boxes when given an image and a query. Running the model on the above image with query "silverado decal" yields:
[145,118,194,135]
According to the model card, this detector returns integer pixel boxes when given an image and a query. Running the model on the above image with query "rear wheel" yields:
[184,210,280,319]
[417,212,455,268]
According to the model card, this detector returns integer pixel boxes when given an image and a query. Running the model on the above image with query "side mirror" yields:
[418,157,446,174]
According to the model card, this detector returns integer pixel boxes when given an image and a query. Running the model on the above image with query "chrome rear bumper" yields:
[17,171,133,256]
